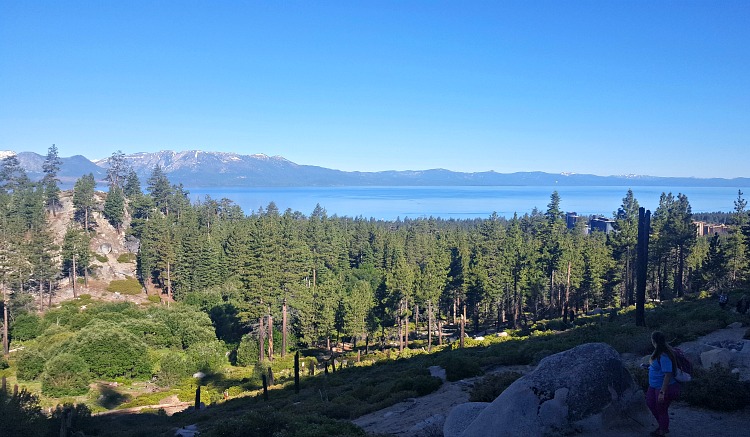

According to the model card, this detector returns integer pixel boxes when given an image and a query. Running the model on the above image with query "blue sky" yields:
[1,1,748,178]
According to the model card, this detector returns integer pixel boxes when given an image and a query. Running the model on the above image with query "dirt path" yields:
[93,401,193,416]
[353,328,750,437]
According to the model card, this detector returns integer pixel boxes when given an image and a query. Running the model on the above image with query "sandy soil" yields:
[353,327,750,437]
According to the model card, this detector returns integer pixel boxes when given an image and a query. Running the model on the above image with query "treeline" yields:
[2,148,750,355]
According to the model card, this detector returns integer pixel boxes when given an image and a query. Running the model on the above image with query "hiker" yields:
[719,292,728,309]
[645,331,680,437]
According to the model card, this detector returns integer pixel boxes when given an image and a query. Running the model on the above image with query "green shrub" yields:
[106,277,142,295]
[16,350,45,381]
[186,341,227,374]
[94,253,108,263]
[116,253,136,263]
[236,335,260,367]
[441,353,483,381]
[10,313,43,341]
[203,410,367,437]
[682,365,750,411]
[120,318,177,348]
[41,353,91,397]
[152,306,216,349]
[392,375,442,396]
[37,329,76,359]
[469,371,523,402]
[0,357,8,370]
[74,320,151,379]
[147,294,161,303]
[156,351,189,387]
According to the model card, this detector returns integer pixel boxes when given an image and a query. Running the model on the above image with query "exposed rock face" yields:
[445,343,651,437]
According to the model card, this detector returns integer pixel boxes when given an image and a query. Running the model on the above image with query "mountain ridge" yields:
[2,149,749,188]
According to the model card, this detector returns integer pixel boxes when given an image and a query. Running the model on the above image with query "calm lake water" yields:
[185,186,750,220]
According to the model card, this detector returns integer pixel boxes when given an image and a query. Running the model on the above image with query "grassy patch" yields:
[106,277,142,295]
[117,253,136,263]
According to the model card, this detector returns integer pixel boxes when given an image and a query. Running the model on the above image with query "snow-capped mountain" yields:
[5,149,750,187]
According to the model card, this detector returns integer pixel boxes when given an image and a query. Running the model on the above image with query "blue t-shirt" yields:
[649,354,678,388]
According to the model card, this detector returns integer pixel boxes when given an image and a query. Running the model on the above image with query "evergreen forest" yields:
[2,147,750,436]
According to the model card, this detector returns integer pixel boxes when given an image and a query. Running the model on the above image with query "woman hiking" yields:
[645,331,681,436]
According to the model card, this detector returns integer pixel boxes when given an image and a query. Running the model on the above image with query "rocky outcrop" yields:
[674,323,750,380]
[445,343,651,437]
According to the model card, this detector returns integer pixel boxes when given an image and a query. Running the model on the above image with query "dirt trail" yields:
[353,328,750,437]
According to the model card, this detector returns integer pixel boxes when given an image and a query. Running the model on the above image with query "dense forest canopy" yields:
[2,148,750,357]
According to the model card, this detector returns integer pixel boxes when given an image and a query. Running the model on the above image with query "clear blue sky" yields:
[1,1,748,178]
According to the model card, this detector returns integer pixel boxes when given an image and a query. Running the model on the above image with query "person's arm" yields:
[659,357,673,401]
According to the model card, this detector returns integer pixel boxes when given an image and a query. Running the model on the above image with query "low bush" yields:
[10,313,43,341]
[469,371,523,402]
[156,351,189,387]
[116,253,136,263]
[203,409,367,437]
[42,353,91,397]
[236,335,260,367]
[441,353,483,381]
[681,365,750,411]
[186,341,227,374]
[147,294,161,303]
[94,253,108,263]
[16,350,45,381]
[121,318,177,348]
[106,277,142,295]
[74,320,151,379]
[392,375,442,396]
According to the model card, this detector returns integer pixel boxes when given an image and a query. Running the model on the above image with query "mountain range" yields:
[3,149,749,188]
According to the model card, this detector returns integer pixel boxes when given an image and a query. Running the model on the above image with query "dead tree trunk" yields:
[282,299,288,358]
[259,316,266,362]
[427,300,433,353]
[267,315,273,361]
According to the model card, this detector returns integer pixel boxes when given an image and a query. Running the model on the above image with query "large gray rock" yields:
[449,343,652,437]
[701,347,733,368]
[444,403,489,437]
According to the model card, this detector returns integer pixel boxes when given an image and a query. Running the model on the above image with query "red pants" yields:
[646,384,680,433]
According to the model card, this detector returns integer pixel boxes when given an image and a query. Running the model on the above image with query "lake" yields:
[184,186,750,220]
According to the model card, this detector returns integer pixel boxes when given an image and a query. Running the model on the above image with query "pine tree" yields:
[61,226,91,294]
[728,190,748,285]
[698,233,728,293]
[147,165,172,216]
[42,144,62,215]
[28,227,59,311]
[0,154,30,193]
[343,279,374,349]
[103,185,126,232]
[72,173,97,231]
[124,169,142,198]
[610,189,640,306]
